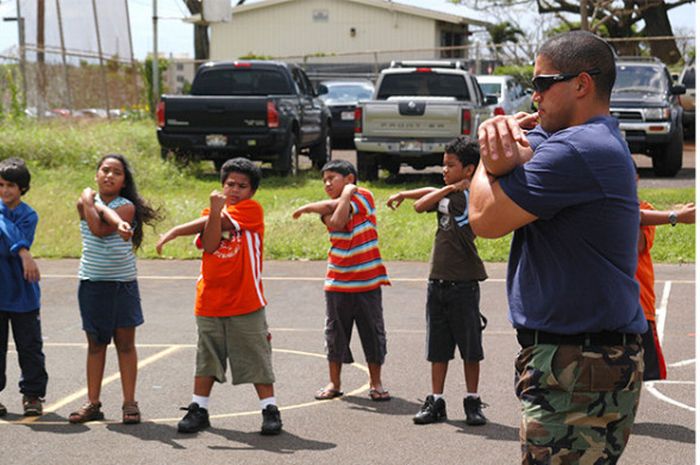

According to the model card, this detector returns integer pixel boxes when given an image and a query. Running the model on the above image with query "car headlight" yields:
[643,107,670,120]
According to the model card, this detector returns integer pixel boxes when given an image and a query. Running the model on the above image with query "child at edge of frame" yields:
[292,159,391,402]
[386,136,489,426]
[156,157,282,436]
[0,157,47,418]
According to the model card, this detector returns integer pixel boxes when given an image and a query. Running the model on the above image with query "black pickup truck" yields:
[157,61,332,175]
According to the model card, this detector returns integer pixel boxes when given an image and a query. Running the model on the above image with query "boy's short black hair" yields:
[445,137,480,168]
[220,157,262,191]
[0,157,31,194]
[321,159,358,182]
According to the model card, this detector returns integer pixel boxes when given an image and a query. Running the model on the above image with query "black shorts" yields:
[78,280,144,345]
[426,280,484,363]
[324,288,387,364]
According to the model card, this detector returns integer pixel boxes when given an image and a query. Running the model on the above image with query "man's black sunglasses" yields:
[531,68,601,93]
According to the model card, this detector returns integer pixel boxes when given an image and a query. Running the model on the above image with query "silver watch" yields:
[668,211,678,226]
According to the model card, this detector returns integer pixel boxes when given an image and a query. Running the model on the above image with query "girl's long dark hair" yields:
[97,154,162,249]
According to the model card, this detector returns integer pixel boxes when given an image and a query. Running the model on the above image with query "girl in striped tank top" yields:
[69,154,160,425]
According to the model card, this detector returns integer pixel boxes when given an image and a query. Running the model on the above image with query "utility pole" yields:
[55,0,73,111]
[4,0,28,106]
[152,0,159,115]
[91,0,111,117]
[580,0,589,31]
[37,0,46,117]
[124,0,140,108]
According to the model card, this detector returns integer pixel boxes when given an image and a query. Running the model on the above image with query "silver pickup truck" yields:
[353,60,491,180]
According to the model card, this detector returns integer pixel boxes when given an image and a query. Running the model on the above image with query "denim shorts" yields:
[78,280,144,345]
[426,280,484,362]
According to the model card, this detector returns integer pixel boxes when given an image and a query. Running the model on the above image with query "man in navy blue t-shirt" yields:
[469,31,646,465]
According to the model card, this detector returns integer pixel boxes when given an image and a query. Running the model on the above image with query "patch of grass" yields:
[2,120,694,263]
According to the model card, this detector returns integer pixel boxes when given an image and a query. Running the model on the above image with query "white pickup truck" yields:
[353,60,491,180]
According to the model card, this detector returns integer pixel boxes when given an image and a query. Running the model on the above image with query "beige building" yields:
[207,0,491,63]
[163,54,198,94]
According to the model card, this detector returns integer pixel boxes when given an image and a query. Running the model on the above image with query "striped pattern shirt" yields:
[325,187,390,293]
[79,196,137,281]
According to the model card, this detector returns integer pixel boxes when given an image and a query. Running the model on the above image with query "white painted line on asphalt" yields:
[668,358,696,368]
[644,382,695,412]
[656,280,672,346]
[649,380,695,385]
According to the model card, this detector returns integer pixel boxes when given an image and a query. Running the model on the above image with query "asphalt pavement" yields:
[0,259,694,465]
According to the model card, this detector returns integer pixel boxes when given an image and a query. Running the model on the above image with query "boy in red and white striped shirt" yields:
[293,160,391,401]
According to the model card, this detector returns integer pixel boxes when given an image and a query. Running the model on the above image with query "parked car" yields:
[678,62,695,136]
[610,56,685,177]
[353,60,491,180]
[157,60,332,175]
[317,80,374,148]
[476,74,531,116]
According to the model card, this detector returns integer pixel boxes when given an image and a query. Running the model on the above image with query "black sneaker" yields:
[464,396,487,426]
[413,395,447,425]
[177,402,210,434]
[0,402,6,417]
[260,405,282,435]
[22,395,43,416]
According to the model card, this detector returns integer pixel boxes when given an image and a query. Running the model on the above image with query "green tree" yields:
[487,21,525,64]
[143,56,169,116]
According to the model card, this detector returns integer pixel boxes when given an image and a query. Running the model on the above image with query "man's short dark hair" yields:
[321,159,358,182]
[445,137,480,168]
[538,30,616,100]
[220,157,262,191]
[0,157,31,194]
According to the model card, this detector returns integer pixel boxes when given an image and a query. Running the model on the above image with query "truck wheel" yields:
[310,129,332,170]
[357,151,378,181]
[383,159,400,176]
[275,133,299,176]
[161,147,190,167]
[651,127,683,177]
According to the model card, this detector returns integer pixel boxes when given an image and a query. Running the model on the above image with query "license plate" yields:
[341,111,355,121]
[400,141,422,152]
[206,134,227,147]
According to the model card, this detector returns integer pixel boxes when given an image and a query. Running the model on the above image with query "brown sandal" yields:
[69,401,104,424]
[122,401,141,425]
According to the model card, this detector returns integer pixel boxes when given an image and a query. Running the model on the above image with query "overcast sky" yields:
[0,0,696,60]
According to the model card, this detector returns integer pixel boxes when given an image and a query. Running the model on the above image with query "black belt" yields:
[517,329,640,348]
[428,279,463,287]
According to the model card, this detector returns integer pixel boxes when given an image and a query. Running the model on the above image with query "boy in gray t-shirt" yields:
[386,137,488,426]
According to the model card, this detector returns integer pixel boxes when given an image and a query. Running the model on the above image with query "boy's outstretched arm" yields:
[292,199,339,219]
[413,180,471,213]
[156,212,236,255]
[386,187,437,210]
[640,203,695,226]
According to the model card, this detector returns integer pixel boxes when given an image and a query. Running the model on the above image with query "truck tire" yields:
[274,133,299,177]
[651,126,683,177]
[357,151,378,181]
[161,147,190,167]
[310,128,332,170]
[213,159,225,172]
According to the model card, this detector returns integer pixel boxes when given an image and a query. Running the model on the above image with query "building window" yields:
[441,31,465,58]
[176,75,185,83]
[176,63,184,71]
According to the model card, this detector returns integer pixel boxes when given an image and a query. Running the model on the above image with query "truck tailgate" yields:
[363,101,461,138]
[163,96,270,134]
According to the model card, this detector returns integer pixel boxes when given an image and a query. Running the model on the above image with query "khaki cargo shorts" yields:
[195,308,275,385]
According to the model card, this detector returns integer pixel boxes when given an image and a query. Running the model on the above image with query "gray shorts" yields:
[324,288,387,364]
[426,280,484,362]
[195,308,275,385]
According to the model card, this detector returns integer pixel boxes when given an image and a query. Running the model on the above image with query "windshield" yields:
[478,82,502,96]
[319,84,373,103]
[191,69,293,96]
[613,65,668,94]
[377,73,470,100]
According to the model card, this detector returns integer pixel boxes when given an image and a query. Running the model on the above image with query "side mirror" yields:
[484,95,499,105]
[671,84,686,95]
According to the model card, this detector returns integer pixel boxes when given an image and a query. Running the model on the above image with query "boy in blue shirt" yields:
[0,157,47,417]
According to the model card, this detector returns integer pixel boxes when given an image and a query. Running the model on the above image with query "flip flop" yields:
[314,388,344,400]
[368,388,391,402]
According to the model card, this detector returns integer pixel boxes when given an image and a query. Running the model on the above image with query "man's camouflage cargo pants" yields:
[515,340,644,465]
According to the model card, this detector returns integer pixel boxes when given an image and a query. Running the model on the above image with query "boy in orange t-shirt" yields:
[156,158,281,435]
